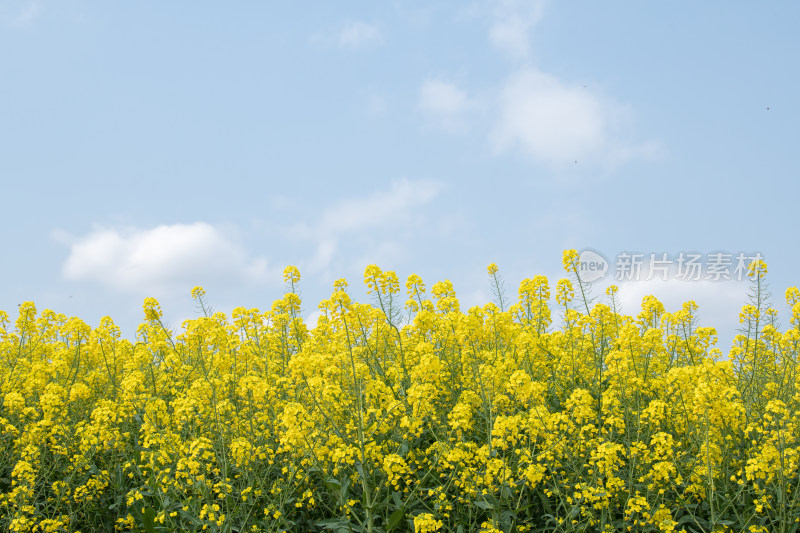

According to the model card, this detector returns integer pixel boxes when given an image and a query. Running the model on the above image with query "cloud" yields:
[339,21,383,48]
[490,68,661,167]
[488,0,547,60]
[611,279,746,319]
[367,94,387,117]
[594,278,751,353]
[1,0,40,27]
[60,223,271,294]
[294,178,444,275]
[418,80,474,131]
[320,178,442,235]
[419,80,470,115]
[413,1,663,169]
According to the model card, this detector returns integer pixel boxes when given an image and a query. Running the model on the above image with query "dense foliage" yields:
[1,251,799,532]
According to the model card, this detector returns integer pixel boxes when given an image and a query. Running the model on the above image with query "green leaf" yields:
[178,509,203,525]
[473,499,494,510]
[129,507,159,533]
[387,508,405,531]
[316,518,353,530]
[678,513,709,529]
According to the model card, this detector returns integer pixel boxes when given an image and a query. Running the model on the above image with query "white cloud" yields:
[419,80,471,115]
[415,1,662,169]
[305,309,323,329]
[1,0,40,26]
[339,21,382,48]
[367,94,387,117]
[60,223,271,294]
[307,237,338,276]
[488,0,547,60]
[490,68,660,167]
[294,178,444,275]
[612,280,745,319]
[418,80,476,132]
[319,178,442,235]
[595,278,750,353]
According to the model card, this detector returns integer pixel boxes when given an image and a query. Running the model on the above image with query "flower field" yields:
[1,251,799,532]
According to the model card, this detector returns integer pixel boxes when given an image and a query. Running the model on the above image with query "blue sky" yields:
[2,1,798,350]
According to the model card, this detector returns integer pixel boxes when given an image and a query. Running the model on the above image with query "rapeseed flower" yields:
[1,253,799,531]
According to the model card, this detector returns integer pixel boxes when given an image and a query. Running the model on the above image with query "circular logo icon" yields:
[578,249,608,282]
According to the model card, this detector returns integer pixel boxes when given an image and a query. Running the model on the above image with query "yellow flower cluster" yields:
[0,253,799,531]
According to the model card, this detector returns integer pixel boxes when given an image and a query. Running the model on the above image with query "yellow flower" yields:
[747,258,767,279]
[283,265,301,284]
[562,249,580,273]
[142,297,163,321]
[414,513,443,532]
[556,278,574,306]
